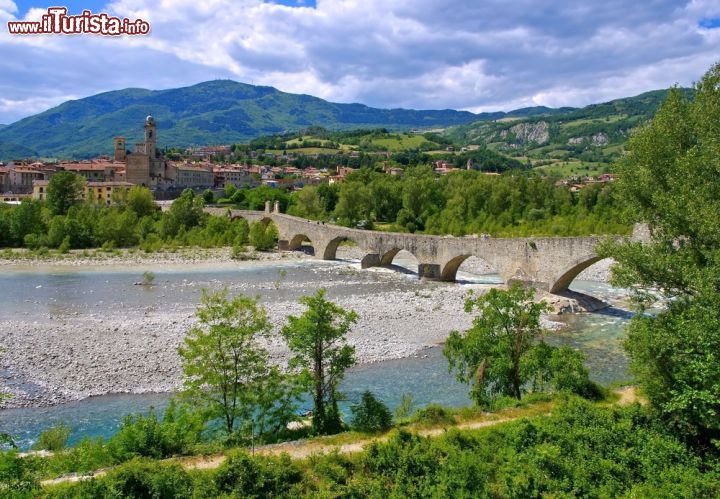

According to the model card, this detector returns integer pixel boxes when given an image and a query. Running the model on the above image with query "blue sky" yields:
[0,0,718,124]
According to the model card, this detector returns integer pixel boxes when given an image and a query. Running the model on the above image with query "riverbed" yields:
[0,251,631,449]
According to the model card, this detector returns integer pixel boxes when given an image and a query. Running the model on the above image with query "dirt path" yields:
[41,388,638,487]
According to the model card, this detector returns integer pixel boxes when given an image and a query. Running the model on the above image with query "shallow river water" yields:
[0,255,632,450]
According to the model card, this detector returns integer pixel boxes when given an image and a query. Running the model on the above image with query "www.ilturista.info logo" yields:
[7,7,150,35]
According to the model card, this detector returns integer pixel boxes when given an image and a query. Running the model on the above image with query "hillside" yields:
[443,88,694,176]
[0,81,542,161]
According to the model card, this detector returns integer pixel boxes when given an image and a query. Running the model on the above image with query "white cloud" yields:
[0,0,718,123]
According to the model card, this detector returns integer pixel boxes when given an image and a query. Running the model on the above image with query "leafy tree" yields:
[444,284,551,405]
[202,189,215,204]
[334,181,373,227]
[125,186,156,218]
[164,189,205,237]
[289,185,325,219]
[281,289,358,434]
[601,63,720,447]
[224,183,237,199]
[248,221,279,251]
[351,391,393,432]
[46,171,85,215]
[179,289,295,437]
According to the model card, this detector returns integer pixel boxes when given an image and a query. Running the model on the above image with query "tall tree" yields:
[46,171,85,215]
[178,290,295,438]
[281,289,358,434]
[164,189,205,237]
[601,63,720,446]
[444,284,552,406]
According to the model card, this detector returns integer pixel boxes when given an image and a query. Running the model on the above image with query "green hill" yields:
[443,88,694,176]
[0,81,502,160]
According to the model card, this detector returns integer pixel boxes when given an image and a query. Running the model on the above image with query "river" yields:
[0,254,632,450]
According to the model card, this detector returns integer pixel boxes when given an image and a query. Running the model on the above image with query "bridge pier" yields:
[360,253,382,269]
[278,239,291,251]
[418,263,442,280]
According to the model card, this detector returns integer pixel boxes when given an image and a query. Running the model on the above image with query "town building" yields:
[32,180,133,205]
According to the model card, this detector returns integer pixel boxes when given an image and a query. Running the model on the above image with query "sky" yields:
[0,0,718,124]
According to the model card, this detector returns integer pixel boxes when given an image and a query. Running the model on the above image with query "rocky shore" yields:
[0,247,609,409]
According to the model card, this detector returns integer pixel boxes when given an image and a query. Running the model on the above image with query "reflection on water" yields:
[0,263,636,450]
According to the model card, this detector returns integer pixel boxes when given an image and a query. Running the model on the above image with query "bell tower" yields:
[114,137,126,162]
[144,115,157,159]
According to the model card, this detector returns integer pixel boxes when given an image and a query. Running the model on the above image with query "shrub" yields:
[42,437,111,477]
[214,450,303,497]
[102,458,192,499]
[107,403,202,462]
[0,450,39,496]
[394,393,414,420]
[249,221,279,251]
[33,423,71,451]
[350,391,393,432]
[57,236,71,254]
[413,404,456,425]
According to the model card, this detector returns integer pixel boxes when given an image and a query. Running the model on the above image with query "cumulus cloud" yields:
[0,0,718,123]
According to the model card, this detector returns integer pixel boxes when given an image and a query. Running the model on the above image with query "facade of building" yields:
[32,180,133,205]
[8,167,46,193]
[213,167,253,188]
[171,164,214,188]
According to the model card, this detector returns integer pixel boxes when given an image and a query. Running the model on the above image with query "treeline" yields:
[288,167,628,236]
[0,173,276,252]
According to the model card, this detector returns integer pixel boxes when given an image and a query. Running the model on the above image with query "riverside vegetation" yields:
[0,177,278,254]
[2,62,720,497]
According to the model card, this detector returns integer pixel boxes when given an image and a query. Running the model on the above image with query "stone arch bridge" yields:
[205,205,642,293]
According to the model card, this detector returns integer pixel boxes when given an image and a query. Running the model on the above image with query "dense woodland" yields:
[288,168,626,236]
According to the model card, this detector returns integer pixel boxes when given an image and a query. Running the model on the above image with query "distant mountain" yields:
[443,88,694,168]
[0,82,690,161]
[0,80,551,160]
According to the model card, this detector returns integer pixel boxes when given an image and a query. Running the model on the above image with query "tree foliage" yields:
[179,289,297,438]
[602,62,720,447]
[350,391,393,433]
[281,289,358,435]
[46,171,85,216]
[444,284,596,406]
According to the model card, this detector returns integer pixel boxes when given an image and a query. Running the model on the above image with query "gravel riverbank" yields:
[0,247,602,409]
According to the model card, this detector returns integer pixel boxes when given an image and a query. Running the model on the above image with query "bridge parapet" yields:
[205,207,634,292]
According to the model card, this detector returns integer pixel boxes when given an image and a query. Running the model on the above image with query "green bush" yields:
[350,391,393,432]
[249,221,279,251]
[33,423,71,451]
[41,437,111,477]
[0,450,39,496]
[214,450,303,497]
[93,458,193,499]
[107,403,203,462]
[412,404,456,426]
[394,393,415,421]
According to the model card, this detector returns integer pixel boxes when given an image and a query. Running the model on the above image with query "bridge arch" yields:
[322,235,360,260]
[441,255,500,282]
[549,254,602,293]
[288,234,315,255]
[380,248,401,266]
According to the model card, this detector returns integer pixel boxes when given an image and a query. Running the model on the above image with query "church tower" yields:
[144,115,157,159]
[113,137,126,162]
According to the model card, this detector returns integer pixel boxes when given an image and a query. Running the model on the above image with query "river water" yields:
[0,255,632,450]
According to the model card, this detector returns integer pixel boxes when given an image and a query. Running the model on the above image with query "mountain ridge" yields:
[0,81,688,161]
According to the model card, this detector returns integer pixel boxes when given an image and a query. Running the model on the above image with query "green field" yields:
[535,160,610,177]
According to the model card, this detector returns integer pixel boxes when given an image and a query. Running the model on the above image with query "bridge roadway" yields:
[201,204,644,293]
